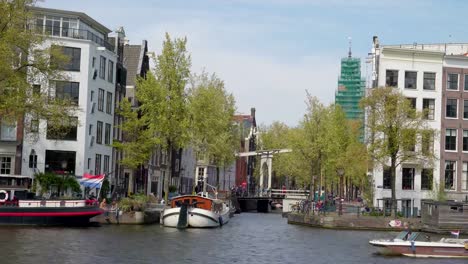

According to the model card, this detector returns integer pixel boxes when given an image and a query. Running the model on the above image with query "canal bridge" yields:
[236,189,309,213]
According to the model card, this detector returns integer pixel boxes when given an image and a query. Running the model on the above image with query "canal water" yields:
[0,213,465,264]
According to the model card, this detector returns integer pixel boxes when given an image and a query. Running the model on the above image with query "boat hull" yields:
[162,207,230,228]
[370,240,468,258]
[0,206,102,226]
[162,207,183,228]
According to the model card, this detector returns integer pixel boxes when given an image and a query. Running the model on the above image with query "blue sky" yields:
[39,0,468,126]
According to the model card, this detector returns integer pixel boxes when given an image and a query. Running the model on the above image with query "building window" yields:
[464,130,468,152]
[1,121,17,141]
[45,16,61,36]
[87,158,91,170]
[29,150,37,169]
[95,154,102,175]
[407,97,416,109]
[445,160,456,190]
[445,129,457,151]
[104,155,110,174]
[46,116,78,141]
[44,150,76,174]
[407,97,416,118]
[98,88,104,111]
[96,121,103,144]
[99,56,106,79]
[32,84,41,95]
[55,81,79,105]
[422,99,435,120]
[60,46,81,71]
[91,91,94,102]
[421,130,434,155]
[421,168,433,190]
[386,70,398,87]
[464,100,468,119]
[0,157,12,174]
[89,124,93,136]
[30,119,39,133]
[405,71,417,89]
[106,92,112,114]
[108,60,114,83]
[402,129,415,152]
[104,123,111,145]
[92,57,96,68]
[423,72,435,90]
[446,98,457,118]
[463,162,468,191]
[383,166,391,189]
[402,168,415,190]
[447,73,459,90]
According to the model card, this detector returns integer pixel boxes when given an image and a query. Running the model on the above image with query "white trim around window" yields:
[445,98,458,119]
[447,73,459,91]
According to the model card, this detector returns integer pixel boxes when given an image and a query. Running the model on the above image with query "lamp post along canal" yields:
[337,168,344,216]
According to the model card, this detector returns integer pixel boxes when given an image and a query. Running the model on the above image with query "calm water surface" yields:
[0,213,465,264]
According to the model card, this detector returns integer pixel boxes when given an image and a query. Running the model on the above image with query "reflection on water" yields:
[0,213,465,264]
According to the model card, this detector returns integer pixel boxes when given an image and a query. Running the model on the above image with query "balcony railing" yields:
[29,24,114,52]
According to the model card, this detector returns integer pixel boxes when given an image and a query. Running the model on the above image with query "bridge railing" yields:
[269,189,310,198]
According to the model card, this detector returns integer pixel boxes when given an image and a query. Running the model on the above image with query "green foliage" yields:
[118,194,150,212]
[258,93,368,196]
[429,182,447,202]
[114,33,191,188]
[188,72,238,168]
[101,179,110,198]
[113,99,156,169]
[138,33,192,151]
[168,185,177,193]
[0,0,77,133]
[34,172,80,196]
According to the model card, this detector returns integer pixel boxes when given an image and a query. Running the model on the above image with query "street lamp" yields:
[336,168,345,216]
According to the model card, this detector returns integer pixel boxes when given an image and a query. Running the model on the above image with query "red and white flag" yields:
[450,230,460,237]
[80,173,105,189]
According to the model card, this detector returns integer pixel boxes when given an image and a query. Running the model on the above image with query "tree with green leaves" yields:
[361,86,436,216]
[188,72,237,189]
[0,0,77,134]
[321,105,368,203]
[115,33,191,200]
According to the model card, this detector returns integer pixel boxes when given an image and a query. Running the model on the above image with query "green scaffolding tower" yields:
[335,45,365,140]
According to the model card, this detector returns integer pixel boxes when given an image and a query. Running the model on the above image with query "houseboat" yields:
[162,194,230,228]
[0,175,101,225]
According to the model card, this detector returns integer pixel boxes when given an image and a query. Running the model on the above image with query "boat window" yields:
[449,206,463,213]
[183,199,190,205]
[175,201,181,207]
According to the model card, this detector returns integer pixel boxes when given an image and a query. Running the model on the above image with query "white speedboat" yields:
[369,231,468,258]
[162,194,230,228]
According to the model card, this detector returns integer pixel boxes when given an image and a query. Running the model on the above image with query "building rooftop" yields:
[382,42,468,56]
[123,40,148,87]
[123,45,142,87]
[31,6,112,34]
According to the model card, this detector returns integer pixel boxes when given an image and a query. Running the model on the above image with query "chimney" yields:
[373,36,379,48]
[250,107,256,118]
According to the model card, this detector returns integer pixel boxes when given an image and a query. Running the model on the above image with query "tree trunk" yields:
[309,164,314,201]
[164,146,171,204]
[390,157,397,217]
